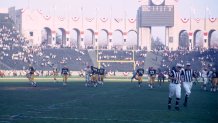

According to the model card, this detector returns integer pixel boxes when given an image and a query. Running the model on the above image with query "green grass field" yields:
[0,78,217,123]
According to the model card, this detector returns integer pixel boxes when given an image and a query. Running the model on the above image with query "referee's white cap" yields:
[186,63,191,66]
[176,63,183,67]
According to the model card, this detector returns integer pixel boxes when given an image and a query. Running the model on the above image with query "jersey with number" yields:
[61,67,69,75]
[148,69,156,76]
[137,68,144,76]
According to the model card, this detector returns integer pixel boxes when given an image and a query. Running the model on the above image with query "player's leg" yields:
[158,77,161,87]
[94,74,98,87]
[211,78,217,92]
[54,73,58,82]
[209,78,213,92]
[168,83,175,110]
[138,76,142,87]
[101,75,104,85]
[183,82,192,107]
[85,74,88,86]
[203,77,208,91]
[27,73,32,85]
[98,75,103,85]
[66,75,68,83]
[131,73,136,82]
[175,84,181,111]
[91,74,95,87]
[148,76,151,88]
[150,76,155,88]
[215,78,218,92]
[31,74,36,87]
[63,75,67,85]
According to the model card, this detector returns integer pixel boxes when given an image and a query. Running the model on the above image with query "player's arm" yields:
[168,71,175,80]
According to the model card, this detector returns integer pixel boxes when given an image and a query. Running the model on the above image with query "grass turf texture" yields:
[0,79,217,123]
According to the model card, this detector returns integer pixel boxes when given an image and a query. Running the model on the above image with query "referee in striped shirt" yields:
[182,63,195,107]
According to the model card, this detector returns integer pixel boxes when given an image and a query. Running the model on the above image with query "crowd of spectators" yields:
[0,13,217,76]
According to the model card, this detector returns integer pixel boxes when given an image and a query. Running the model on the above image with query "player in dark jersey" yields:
[91,66,98,87]
[98,67,105,85]
[28,64,36,87]
[148,67,157,89]
[61,66,69,86]
[211,68,218,92]
[135,67,144,87]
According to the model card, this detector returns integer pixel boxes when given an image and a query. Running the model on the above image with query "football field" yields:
[0,78,217,123]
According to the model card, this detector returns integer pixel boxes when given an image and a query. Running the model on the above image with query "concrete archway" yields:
[208,29,218,48]
[41,27,52,46]
[127,30,137,48]
[178,30,189,49]
[113,29,123,47]
[98,29,109,47]
[84,29,94,48]
[71,28,80,48]
[193,30,203,49]
[56,28,66,47]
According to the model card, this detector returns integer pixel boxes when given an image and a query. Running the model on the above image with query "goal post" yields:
[96,48,136,71]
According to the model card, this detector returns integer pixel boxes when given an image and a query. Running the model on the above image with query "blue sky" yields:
[0,0,217,43]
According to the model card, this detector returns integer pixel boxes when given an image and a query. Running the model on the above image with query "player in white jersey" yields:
[84,65,92,86]
[182,63,196,107]
[168,63,184,111]
[201,68,209,91]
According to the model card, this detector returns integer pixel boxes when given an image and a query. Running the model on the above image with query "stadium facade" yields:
[1,0,218,51]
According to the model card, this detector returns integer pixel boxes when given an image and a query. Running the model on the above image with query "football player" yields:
[148,67,157,88]
[98,67,105,85]
[135,66,144,87]
[61,66,70,86]
[91,66,98,87]
[201,67,209,91]
[28,64,36,87]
